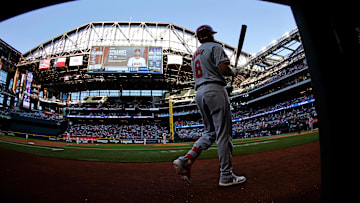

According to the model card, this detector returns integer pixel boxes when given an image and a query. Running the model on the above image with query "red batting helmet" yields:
[196,25,217,36]
[196,25,217,43]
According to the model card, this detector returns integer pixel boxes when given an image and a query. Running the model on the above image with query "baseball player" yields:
[127,48,147,67]
[162,133,167,144]
[173,25,246,187]
[66,132,71,145]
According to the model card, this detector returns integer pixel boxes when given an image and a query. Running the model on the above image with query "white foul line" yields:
[0,139,64,151]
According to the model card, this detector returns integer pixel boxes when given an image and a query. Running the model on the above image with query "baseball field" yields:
[0,130,321,202]
[0,130,319,162]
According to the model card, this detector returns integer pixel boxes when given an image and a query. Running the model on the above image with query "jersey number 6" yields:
[195,60,203,78]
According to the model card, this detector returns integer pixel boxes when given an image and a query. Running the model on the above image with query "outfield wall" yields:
[0,116,67,139]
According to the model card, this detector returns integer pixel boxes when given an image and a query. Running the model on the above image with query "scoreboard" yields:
[88,46,162,74]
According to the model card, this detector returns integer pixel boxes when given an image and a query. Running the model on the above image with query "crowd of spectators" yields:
[101,98,153,109]
[0,107,64,122]
[67,111,153,117]
[0,83,11,93]
[175,119,201,127]
[167,94,314,121]
[0,108,11,117]
[232,105,316,138]
[177,128,205,140]
[63,123,171,140]
[176,94,317,140]
[69,97,153,110]
[234,53,307,93]
[231,94,314,119]
[14,109,64,122]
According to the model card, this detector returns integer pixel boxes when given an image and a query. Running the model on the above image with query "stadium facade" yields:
[0,21,317,143]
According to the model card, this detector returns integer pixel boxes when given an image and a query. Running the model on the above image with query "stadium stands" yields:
[63,123,170,140]
[176,95,317,140]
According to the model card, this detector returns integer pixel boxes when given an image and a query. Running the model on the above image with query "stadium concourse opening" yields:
[1,0,357,201]
[0,21,316,145]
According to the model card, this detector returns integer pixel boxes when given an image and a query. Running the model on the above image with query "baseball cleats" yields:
[173,158,192,184]
[219,174,246,187]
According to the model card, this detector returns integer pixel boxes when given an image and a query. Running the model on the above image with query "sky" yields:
[0,0,297,55]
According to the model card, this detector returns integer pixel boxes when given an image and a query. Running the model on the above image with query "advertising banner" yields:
[167,55,183,65]
[12,69,19,93]
[88,46,104,70]
[69,56,83,66]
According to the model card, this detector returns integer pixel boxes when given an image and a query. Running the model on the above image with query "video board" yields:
[88,46,162,74]
[22,71,33,109]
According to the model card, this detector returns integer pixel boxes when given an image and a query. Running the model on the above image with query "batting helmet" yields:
[196,25,217,43]
[196,25,217,35]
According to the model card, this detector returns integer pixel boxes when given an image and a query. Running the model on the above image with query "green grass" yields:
[0,132,319,163]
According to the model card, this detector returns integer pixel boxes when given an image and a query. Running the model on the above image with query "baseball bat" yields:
[230,24,247,88]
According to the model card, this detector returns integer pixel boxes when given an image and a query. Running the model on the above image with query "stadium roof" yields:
[20,21,250,68]
[243,28,302,72]
[0,38,21,55]
[16,21,253,92]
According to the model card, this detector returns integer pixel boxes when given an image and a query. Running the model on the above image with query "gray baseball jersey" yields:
[181,41,234,182]
[191,42,230,89]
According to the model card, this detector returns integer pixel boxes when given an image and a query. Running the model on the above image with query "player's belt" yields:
[197,81,225,89]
